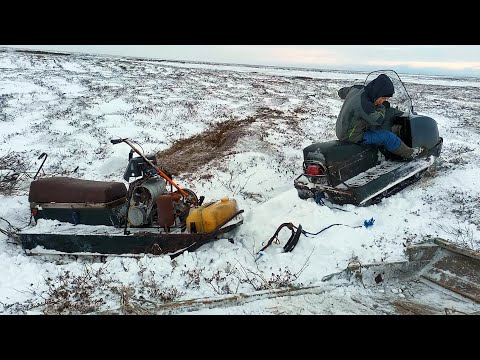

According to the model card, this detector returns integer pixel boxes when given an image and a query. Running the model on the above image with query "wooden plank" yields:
[406,243,439,262]
[434,238,480,261]
[391,299,439,315]
[421,251,480,303]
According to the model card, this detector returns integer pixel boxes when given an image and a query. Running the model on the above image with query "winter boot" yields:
[391,141,414,159]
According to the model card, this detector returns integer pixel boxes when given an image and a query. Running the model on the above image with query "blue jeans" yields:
[361,130,401,152]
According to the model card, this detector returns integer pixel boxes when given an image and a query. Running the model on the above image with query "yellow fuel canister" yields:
[186,197,239,234]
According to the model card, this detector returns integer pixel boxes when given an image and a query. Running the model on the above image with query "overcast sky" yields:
[3,45,480,78]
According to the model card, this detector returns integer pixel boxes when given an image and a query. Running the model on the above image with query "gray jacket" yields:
[335,74,403,143]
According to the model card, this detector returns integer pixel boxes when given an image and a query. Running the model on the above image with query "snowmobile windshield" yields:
[364,70,413,116]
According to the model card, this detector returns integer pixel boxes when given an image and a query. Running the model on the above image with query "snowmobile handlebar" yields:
[110,138,197,205]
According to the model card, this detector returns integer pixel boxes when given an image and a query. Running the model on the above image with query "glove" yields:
[383,100,391,109]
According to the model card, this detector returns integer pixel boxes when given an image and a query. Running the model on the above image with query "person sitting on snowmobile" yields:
[336,74,423,159]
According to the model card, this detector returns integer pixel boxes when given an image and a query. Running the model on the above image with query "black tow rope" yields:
[301,223,362,237]
[257,222,303,255]
[255,218,375,261]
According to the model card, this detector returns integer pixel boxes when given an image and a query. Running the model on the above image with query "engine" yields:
[127,176,191,230]
[127,177,166,227]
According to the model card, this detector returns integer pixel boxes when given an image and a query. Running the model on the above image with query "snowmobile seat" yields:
[28,177,127,204]
[303,140,380,186]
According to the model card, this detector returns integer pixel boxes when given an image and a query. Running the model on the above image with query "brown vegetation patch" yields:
[155,106,303,176]
[155,117,256,175]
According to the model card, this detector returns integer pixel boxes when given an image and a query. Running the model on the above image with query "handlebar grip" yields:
[110,138,123,145]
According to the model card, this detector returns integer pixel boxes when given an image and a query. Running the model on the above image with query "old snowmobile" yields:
[294,70,443,206]
[19,138,244,258]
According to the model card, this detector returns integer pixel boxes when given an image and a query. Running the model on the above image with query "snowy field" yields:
[0,48,479,314]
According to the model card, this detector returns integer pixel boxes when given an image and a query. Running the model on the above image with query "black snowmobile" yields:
[19,138,244,258]
[294,70,443,206]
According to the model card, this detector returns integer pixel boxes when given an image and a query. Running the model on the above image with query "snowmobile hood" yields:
[364,74,395,102]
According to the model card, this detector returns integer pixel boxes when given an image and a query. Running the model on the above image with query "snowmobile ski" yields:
[20,211,244,258]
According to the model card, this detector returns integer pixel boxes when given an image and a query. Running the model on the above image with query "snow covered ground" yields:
[0,48,479,315]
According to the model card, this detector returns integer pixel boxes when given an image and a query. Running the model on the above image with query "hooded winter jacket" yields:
[335,74,402,143]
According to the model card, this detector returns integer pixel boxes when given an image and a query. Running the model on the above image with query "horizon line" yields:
[1,46,478,79]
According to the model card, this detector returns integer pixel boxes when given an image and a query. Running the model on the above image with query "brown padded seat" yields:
[29,177,127,204]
